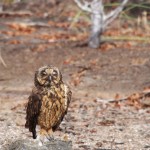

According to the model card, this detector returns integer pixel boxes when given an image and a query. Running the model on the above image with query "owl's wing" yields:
[52,85,72,131]
[25,91,41,139]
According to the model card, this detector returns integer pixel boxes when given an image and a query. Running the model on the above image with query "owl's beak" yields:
[48,76,52,82]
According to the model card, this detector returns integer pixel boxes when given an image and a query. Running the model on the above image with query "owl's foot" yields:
[46,128,54,141]
[37,134,51,146]
[37,129,52,146]
[46,134,54,141]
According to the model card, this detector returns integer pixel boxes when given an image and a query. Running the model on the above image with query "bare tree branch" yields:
[74,0,129,48]
[104,0,129,27]
[74,0,92,12]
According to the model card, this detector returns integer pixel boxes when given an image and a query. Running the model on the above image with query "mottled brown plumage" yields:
[25,66,71,142]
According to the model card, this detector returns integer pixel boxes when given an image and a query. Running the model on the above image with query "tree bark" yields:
[88,0,104,48]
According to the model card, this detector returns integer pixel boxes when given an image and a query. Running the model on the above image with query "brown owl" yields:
[25,66,71,145]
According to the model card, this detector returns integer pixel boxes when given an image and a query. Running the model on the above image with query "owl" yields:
[25,66,71,145]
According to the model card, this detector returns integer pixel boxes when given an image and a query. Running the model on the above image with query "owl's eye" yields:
[41,71,47,76]
[52,70,57,76]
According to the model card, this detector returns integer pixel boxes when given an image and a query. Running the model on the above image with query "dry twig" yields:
[0,49,7,68]
[97,91,150,103]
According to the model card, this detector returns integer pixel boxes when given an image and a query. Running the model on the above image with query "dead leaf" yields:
[131,58,148,66]
[31,44,48,52]
[127,93,142,109]
[9,40,21,44]
[98,120,115,126]
[113,93,122,108]
[143,87,150,94]
[100,43,116,51]
[63,57,75,65]
[71,70,86,86]
[95,142,103,147]
[89,59,98,66]
[7,23,36,34]
[63,134,69,141]
[90,129,97,133]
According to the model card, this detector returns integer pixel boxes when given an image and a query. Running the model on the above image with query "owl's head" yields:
[34,66,62,87]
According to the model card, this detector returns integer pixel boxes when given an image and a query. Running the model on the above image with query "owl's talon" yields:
[47,135,54,141]
[37,135,50,146]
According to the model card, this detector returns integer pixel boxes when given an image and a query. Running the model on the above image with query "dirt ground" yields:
[0,1,150,150]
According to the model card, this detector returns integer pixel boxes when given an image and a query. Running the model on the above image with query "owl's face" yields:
[34,66,62,87]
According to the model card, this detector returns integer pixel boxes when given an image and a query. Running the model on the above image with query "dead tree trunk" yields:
[89,0,104,48]
[74,0,129,48]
